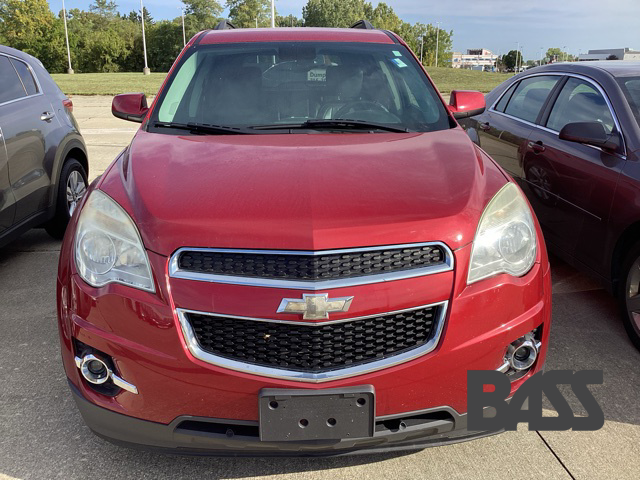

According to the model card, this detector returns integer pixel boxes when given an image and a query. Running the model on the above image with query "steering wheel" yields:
[335,100,400,122]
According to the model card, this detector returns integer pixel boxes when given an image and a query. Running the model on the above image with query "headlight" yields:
[468,183,537,284]
[75,190,155,292]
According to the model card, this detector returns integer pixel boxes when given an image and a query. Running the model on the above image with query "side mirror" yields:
[112,93,149,123]
[559,122,621,152]
[449,90,486,119]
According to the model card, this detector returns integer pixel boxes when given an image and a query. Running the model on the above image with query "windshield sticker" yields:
[307,69,327,82]
[391,58,408,68]
[393,50,403,57]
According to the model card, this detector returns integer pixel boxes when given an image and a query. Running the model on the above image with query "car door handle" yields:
[479,122,491,131]
[40,111,55,122]
[528,141,546,153]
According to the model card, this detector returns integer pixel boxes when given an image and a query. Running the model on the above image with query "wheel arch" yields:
[611,220,640,295]
[48,136,88,210]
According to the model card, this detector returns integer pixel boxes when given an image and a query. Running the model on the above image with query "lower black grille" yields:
[186,305,441,373]
[177,245,447,281]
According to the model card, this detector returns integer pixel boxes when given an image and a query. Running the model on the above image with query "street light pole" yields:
[435,22,441,67]
[179,7,186,47]
[62,0,73,74]
[515,41,519,74]
[563,45,567,62]
[140,0,150,75]
[271,0,275,28]
[420,35,424,64]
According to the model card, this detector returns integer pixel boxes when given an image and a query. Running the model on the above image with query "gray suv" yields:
[0,45,88,246]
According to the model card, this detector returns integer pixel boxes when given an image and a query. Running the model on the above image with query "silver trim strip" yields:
[176,300,449,383]
[168,242,454,290]
[489,71,627,157]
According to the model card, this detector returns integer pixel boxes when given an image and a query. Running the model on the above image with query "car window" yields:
[503,75,560,123]
[617,76,640,129]
[152,42,450,133]
[0,55,27,104]
[547,77,615,134]
[494,82,518,112]
[10,58,38,96]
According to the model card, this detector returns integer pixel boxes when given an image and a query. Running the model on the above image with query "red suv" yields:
[57,22,551,454]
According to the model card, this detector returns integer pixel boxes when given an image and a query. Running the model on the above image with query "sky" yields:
[47,0,640,59]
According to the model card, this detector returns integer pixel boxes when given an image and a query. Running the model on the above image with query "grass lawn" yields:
[51,68,512,97]
[424,66,512,94]
[51,72,168,97]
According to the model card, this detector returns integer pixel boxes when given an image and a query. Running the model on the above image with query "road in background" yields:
[0,97,638,480]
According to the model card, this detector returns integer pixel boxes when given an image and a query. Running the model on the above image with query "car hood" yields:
[99,128,507,256]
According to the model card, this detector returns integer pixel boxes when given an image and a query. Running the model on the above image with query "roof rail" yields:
[214,20,237,30]
[350,20,375,30]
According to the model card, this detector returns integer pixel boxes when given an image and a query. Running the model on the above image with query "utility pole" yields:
[515,41,520,74]
[271,0,275,28]
[179,7,186,47]
[140,0,150,75]
[435,22,441,67]
[62,0,73,74]
[539,47,543,66]
[420,35,424,64]
[563,45,567,62]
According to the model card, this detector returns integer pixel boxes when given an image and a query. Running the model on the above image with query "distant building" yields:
[452,49,498,71]
[578,48,640,61]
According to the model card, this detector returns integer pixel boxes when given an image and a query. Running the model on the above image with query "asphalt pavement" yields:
[0,97,638,480]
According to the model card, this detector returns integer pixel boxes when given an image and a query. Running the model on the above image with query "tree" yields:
[227,1,272,28]
[0,0,66,71]
[126,7,153,24]
[182,0,223,35]
[302,0,369,27]
[89,0,118,18]
[276,14,304,27]
[367,2,402,32]
[502,50,519,70]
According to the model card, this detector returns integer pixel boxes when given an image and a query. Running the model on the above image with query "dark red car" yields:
[460,62,640,350]
[57,23,551,454]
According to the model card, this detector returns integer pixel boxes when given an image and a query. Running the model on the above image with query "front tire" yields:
[618,243,640,352]
[45,158,88,239]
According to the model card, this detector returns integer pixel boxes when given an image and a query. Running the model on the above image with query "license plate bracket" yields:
[259,386,375,442]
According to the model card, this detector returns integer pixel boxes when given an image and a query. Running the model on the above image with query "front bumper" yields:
[58,234,551,454]
[70,382,503,455]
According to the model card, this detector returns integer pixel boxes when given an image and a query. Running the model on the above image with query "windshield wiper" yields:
[251,119,410,133]
[154,122,253,135]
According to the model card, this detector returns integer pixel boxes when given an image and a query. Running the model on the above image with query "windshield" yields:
[149,42,450,134]
[617,76,640,129]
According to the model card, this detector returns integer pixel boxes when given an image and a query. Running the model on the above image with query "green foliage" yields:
[227,0,272,28]
[89,0,118,18]
[302,0,370,27]
[545,47,575,63]
[0,0,66,72]
[501,50,519,70]
[0,0,455,73]
[276,14,304,27]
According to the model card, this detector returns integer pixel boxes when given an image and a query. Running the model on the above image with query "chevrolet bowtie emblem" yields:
[277,293,354,320]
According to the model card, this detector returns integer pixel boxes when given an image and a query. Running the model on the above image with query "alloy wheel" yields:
[66,170,87,216]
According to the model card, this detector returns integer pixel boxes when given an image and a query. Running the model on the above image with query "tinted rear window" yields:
[10,58,38,96]
[0,55,26,104]
[617,76,640,129]
[503,75,560,123]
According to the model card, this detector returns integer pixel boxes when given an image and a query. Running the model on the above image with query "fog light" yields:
[507,337,537,371]
[79,354,109,384]
[497,332,541,375]
[74,353,139,394]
